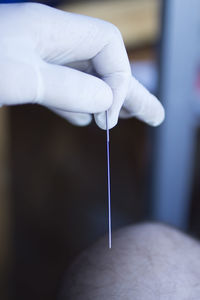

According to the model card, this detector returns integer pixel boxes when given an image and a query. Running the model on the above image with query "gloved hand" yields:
[0,3,165,129]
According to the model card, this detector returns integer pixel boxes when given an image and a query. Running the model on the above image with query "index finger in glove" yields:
[120,77,165,126]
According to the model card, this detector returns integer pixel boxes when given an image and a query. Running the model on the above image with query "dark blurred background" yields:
[0,0,200,299]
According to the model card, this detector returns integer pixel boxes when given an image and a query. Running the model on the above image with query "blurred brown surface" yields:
[11,102,150,299]
[59,0,160,49]
[0,107,11,300]
[190,129,200,238]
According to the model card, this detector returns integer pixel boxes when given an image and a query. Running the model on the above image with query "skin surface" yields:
[60,223,200,300]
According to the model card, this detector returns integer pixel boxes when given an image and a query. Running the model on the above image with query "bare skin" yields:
[60,223,200,300]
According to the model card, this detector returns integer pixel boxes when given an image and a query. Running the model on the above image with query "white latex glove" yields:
[0,3,165,129]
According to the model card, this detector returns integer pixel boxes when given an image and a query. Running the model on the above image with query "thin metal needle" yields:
[106,111,112,249]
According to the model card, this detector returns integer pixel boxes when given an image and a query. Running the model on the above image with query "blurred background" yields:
[0,0,200,299]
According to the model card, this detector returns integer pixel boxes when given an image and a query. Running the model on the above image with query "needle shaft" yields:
[106,111,112,249]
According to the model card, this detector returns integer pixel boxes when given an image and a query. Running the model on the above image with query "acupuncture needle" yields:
[106,110,112,249]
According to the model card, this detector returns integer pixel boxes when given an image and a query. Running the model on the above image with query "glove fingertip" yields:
[94,111,119,130]
[149,103,165,127]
